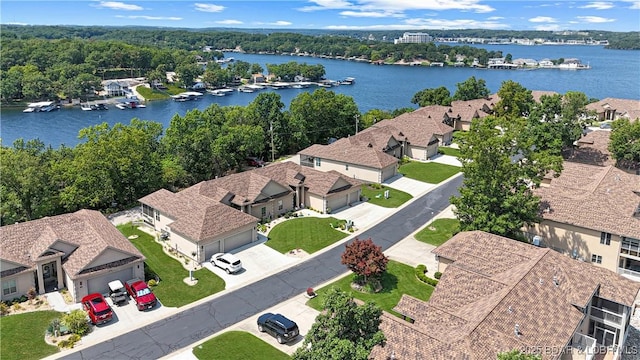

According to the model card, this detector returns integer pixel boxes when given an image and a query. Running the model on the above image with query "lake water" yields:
[1,45,638,147]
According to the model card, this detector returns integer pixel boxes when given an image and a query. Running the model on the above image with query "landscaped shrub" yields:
[12,303,23,311]
[434,271,442,280]
[415,265,438,286]
[0,302,9,315]
[27,287,37,301]
[62,309,90,336]
[48,318,62,336]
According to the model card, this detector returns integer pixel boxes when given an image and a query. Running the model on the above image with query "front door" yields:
[42,261,58,292]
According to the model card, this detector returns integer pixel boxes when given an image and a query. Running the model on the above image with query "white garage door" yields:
[327,195,348,212]
[222,229,253,252]
[87,267,134,295]
[204,241,221,261]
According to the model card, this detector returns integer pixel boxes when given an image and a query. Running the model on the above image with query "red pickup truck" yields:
[124,278,157,311]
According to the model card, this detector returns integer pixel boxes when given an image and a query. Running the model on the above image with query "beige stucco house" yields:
[140,162,362,262]
[370,231,640,359]
[586,98,640,122]
[297,138,399,183]
[375,105,454,152]
[524,162,640,281]
[0,210,146,303]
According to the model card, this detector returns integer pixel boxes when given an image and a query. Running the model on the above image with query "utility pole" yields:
[354,114,360,134]
[270,120,275,162]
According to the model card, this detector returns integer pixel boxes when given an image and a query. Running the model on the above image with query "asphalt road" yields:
[62,175,462,360]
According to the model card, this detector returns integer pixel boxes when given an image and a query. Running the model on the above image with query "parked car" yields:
[81,293,113,325]
[210,253,243,274]
[108,280,128,305]
[125,278,157,311]
[599,122,612,129]
[246,157,265,167]
[257,313,299,344]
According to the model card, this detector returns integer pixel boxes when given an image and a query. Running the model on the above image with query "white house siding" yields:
[165,230,198,259]
[249,193,294,220]
[306,195,325,213]
[313,159,382,183]
[0,272,34,302]
[202,223,257,261]
[438,133,453,146]
[85,249,132,269]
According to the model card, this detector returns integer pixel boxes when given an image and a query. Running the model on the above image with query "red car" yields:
[246,157,265,167]
[125,278,157,311]
[81,293,113,325]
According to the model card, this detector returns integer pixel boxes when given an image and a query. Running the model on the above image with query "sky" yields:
[1,0,639,32]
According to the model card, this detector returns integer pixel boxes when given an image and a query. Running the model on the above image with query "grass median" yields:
[193,331,290,360]
[118,225,225,307]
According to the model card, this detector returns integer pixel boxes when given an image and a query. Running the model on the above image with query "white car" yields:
[210,253,243,274]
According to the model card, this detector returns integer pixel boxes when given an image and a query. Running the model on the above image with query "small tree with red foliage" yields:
[341,238,389,286]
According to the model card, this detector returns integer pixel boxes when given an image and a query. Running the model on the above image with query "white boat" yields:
[24,101,58,112]
[317,83,332,88]
[172,91,204,101]
[80,104,93,111]
[115,103,127,110]
[208,88,234,96]
[341,77,356,85]
[136,104,146,108]
[238,87,255,93]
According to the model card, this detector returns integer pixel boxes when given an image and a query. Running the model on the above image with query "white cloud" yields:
[339,10,404,18]
[6,22,28,25]
[579,2,615,10]
[529,16,558,23]
[300,0,495,14]
[95,1,143,11]
[194,3,225,13]
[216,19,243,25]
[487,16,504,20]
[621,0,640,9]
[534,24,561,31]
[576,16,616,23]
[326,17,508,30]
[115,15,182,20]
[255,21,293,26]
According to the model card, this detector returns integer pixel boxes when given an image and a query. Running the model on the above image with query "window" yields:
[278,200,283,211]
[315,158,321,166]
[345,164,349,170]
[155,211,160,221]
[600,232,611,245]
[2,279,17,296]
[591,254,603,264]
[261,207,266,217]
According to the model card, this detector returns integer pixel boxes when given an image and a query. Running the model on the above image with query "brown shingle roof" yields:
[369,231,640,360]
[254,162,362,196]
[564,130,614,166]
[586,98,640,121]
[374,106,453,147]
[140,186,258,242]
[298,138,398,169]
[0,210,144,279]
[535,162,640,239]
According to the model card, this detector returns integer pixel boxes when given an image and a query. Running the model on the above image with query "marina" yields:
[1,45,638,148]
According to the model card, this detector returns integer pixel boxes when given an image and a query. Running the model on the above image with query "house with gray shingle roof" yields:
[0,209,146,303]
[370,231,640,360]
[525,162,640,281]
[139,162,362,262]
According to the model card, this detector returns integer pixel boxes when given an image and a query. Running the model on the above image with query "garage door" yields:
[222,229,253,252]
[327,195,348,212]
[204,241,221,261]
[87,267,133,295]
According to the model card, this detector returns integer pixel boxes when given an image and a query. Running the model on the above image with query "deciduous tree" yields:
[450,115,563,238]
[497,350,541,360]
[452,76,490,101]
[341,238,389,285]
[293,288,385,360]
[609,118,640,170]
[494,80,534,118]
[411,86,452,107]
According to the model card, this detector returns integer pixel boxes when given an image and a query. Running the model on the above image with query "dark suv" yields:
[257,313,299,344]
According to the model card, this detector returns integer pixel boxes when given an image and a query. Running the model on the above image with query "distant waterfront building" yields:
[394,32,433,44]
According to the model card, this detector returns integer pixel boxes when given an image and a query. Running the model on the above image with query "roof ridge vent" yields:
[553,275,559,287]
[514,324,521,337]
[539,278,544,285]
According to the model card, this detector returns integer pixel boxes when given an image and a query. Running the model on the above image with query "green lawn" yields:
[414,218,460,246]
[266,217,349,254]
[360,184,412,208]
[136,84,185,100]
[438,146,461,157]
[118,226,225,307]
[193,331,290,360]
[399,161,460,184]
[1,311,60,360]
[307,260,434,316]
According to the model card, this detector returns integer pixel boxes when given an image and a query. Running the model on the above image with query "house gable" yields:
[254,180,291,202]
[83,247,139,270]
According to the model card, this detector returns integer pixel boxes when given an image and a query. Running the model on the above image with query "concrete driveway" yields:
[203,239,299,290]
[383,174,435,197]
